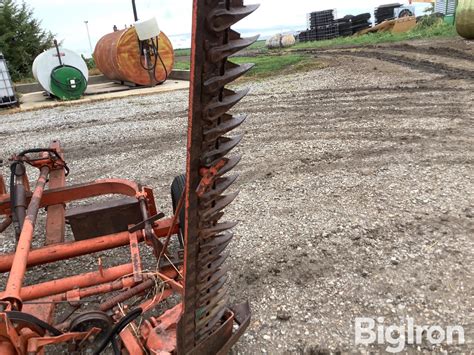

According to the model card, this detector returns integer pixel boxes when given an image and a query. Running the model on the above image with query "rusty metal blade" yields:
[218,155,242,176]
[198,243,231,268]
[197,251,229,280]
[208,35,260,63]
[200,192,239,220]
[204,64,254,94]
[199,175,239,204]
[200,192,233,210]
[197,276,228,302]
[207,4,260,32]
[199,212,225,227]
[196,290,228,324]
[200,224,236,240]
[196,297,228,335]
[205,89,250,122]
[200,232,234,250]
[204,114,247,142]
[201,135,243,167]
[197,283,229,307]
[197,265,228,288]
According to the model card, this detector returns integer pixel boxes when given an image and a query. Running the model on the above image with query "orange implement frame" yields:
[0,141,186,353]
[0,138,249,354]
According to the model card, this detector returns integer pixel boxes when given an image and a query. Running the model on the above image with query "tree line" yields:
[0,0,54,81]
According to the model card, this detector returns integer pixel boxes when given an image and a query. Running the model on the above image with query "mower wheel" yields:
[171,174,186,247]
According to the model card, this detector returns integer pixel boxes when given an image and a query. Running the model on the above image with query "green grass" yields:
[174,48,191,56]
[172,19,457,78]
[293,20,457,50]
[173,61,191,70]
[244,39,268,53]
[172,54,320,78]
[230,54,308,78]
[174,39,267,58]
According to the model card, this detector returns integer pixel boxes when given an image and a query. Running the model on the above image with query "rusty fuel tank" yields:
[94,27,174,86]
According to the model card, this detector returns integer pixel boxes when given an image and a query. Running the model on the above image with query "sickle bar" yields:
[177,0,259,353]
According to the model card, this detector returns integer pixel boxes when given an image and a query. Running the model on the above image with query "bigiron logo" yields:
[354,317,465,353]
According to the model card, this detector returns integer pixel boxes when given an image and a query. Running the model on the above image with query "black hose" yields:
[138,37,169,85]
[8,147,70,239]
[9,161,21,237]
[6,311,63,336]
[93,307,143,355]
[139,42,158,72]
[17,148,70,176]
[152,36,168,85]
[19,148,61,160]
[112,338,120,355]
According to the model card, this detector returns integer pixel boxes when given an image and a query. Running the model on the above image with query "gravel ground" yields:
[0,38,473,353]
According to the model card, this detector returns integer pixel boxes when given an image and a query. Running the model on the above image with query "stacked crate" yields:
[374,3,403,24]
[336,17,353,37]
[298,9,373,42]
[299,9,338,42]
[350,13,372,34]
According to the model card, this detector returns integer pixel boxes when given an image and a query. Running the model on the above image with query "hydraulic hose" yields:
[93,307,143,355]
[139,37,169,85]
[6,311,63,336]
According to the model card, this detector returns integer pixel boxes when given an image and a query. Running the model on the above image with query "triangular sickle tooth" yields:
[198,243,230,267]
[196,289,228,320]
[199,222,239,239]
[204,89,250,122]
[200,231,234,249]
[202,210,230,224]
[207,4,260,32]
[208,35,260,63]
[197,275,227,300]
[199,193,229,210]
[197,251,229,280]
[197,282,229,307]
[200,191,239,220]
[199,174,239,204]
[218,155,242,176]
[204,63,254,94]
[197,265,228,286]
[196,296,228,327]
[199,212,225,228]
[197,284,229,309]
[199,234,233,256]
[201,135,243,167]
[196,298,228,338]
[197,273,227,295]
[199,233,232,254]
[204,114,247,142]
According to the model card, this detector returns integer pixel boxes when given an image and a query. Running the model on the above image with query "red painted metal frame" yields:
[0,142,185,354]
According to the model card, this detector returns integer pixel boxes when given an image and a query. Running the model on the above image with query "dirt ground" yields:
[0,37,473,354]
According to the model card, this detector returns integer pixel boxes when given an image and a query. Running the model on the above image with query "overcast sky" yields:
[24,0,429,56]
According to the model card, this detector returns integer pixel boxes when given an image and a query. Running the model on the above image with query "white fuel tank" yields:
[33,47,88,95]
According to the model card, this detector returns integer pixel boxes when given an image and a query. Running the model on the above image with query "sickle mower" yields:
[0,1,259,353]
